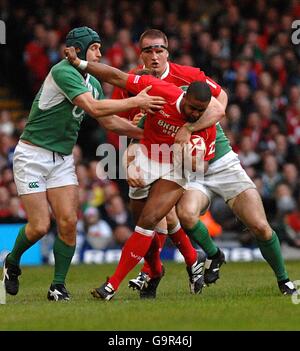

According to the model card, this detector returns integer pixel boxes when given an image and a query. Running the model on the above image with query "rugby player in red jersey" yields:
[112,29,228,297]
[64,46,221,300]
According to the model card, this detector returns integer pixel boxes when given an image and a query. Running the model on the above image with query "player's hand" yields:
[135,86,165,114]
[132,112,145,126]
[64,47,81,67]
[127,164,146,188]
[175,124,192,146]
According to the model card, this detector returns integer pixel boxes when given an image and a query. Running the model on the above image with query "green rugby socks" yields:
[257,231,288,281]
[7,225,34,266]
[185,220,218,257]
[52,236,76,285]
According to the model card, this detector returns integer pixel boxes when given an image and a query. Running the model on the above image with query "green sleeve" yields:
[131,114,146,144]
[52,61,89,101]
[137,114,146,129]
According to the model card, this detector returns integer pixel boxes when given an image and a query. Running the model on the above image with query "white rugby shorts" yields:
[129,147,187,200]
[13,141,78,195]
[187,150,256,205]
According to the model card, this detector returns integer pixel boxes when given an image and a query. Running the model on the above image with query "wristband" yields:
[78,60,88,70]
[185,124,195,132]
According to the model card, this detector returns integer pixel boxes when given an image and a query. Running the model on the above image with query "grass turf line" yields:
[0,261,299,331]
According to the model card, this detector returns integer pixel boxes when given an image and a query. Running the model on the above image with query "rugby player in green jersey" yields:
[2,27,165,301]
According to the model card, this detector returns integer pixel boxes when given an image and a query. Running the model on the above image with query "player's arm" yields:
[72,87,162,118]
[186,95,226,130]
[184,89,227,131]
[97,115,144,140]
[65,46,165,115]
[216,88,228,109]
[65,46,129,87]
[187,69,228,129]
[175,96,225,145]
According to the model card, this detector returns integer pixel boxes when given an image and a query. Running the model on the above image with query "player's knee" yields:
[166,212,178,228]
[138,212,161,230]
[251,220,272,240]
[177,208,198,229]
[32,221,51,238]
[57,214,77,234]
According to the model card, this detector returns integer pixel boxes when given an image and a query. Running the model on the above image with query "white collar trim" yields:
[176,92,185,113]
[142,62,169,80]
[161,62,170,80]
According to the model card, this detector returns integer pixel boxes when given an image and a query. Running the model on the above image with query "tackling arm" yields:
[97,115,144,140]
[73,87,163,118]
[175,91,227,145]
[185,94,226,131]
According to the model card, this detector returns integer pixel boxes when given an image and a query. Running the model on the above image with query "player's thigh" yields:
[130,198,147,224]
[20,192,51,239]
[137,179,184,229]
[47,185,79,230]
[177,189,209,219]
[228,188,271,235]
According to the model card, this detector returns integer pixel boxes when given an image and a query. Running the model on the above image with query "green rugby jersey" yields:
[21,59,104,155]
[209,122,232,164]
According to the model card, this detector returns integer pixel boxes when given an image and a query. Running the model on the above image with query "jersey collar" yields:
[176,92,185,114]
[85,73,90,84]
[160,62,170,80]
[142,62,170,80]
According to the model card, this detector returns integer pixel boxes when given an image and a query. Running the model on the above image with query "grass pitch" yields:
[0,261,299,331]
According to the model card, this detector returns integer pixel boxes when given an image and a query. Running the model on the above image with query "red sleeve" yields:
[203,125,216,161]
[125,74,182,103]
[205,76,222,98]
[125,74,151,95]
[171,64,222,97]
[195,70,221,98]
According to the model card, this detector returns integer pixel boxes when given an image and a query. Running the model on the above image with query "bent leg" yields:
[8,192,51,266]
[230,188,288,282]
[166,207,197,266]
[109,179,184,290]
[177,189,218,257]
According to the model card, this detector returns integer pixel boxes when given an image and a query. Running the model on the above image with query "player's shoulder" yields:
[51,59,81,77]
[169,62,202,75]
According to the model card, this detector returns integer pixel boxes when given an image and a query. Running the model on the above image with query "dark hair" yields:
[133,68,160,78]
[139,29,168,48]
[186,81,212,102]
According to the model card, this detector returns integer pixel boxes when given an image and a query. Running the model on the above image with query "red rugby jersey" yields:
[126,74,216,163]
[112,62,221,120]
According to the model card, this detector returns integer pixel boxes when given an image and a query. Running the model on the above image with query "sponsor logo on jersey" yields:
[28,181,39,189]
[157,119,180,136]
[158,109,170,118]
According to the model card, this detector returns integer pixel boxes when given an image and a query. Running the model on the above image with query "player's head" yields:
[66,26,101,62]
[139,29,169,77]
[181,81,212,123]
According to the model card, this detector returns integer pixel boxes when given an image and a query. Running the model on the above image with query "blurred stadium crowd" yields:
[0,0,300,255]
